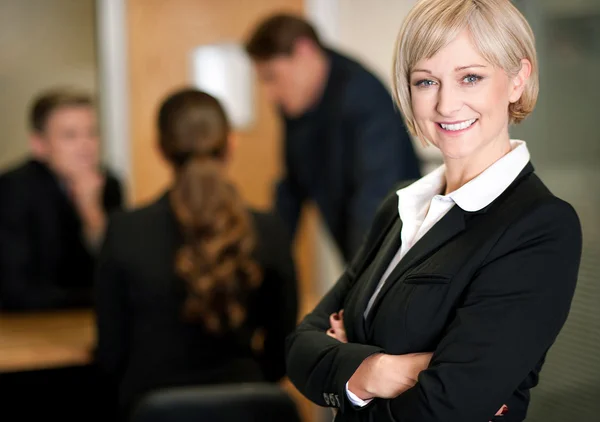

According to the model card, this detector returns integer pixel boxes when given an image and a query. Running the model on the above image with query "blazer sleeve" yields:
[94,214,129,380]
[367,199,582,422]
[285,191,400,411]
[0,176,81,310]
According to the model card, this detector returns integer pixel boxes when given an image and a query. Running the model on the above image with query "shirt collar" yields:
[396,164,445,224]
[397,139,531,217]
[450,139,530,212]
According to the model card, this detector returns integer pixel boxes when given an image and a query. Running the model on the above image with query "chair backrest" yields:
[130,383,301,422]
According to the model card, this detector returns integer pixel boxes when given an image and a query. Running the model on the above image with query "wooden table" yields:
[0,309,94,373]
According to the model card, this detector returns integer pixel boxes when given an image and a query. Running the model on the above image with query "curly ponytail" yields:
[158,89,261,333]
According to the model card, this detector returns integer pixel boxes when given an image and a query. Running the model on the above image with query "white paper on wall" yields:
[191,43,255,129]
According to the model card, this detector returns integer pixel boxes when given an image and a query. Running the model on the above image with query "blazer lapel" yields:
[361,162,534,329]
[366,205,467,326]
[356,217,403,315]
[347,215,402,344]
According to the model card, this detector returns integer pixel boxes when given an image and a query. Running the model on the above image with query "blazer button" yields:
[323,393,330,405]
[329,393,337,407]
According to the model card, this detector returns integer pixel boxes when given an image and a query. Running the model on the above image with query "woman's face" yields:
[410,30,529,164]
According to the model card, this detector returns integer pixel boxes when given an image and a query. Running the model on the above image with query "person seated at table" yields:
[94,88,298,416]
[0,89,123,311]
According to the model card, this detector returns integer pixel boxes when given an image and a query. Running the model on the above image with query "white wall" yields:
[0,0,97,170]
[304,0,340,45]
[337,0,416,87]
[96,0,131,189]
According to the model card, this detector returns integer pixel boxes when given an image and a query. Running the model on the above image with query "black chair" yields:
[130,383,302,422]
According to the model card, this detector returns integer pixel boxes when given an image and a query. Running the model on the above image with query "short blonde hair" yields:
[392,0,539,141]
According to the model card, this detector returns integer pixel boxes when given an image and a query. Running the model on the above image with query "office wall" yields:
[0,0,97,170]
[336,0,415,87]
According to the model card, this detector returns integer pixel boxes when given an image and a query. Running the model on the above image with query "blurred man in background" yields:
[0,89,123,311]
[246,14,421,262]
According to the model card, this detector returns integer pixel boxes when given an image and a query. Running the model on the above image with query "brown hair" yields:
[158,88,262,333]
[30,88,93,132]
[245,14,322,60]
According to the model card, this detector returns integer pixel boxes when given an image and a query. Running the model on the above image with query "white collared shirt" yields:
[347,139,530,407]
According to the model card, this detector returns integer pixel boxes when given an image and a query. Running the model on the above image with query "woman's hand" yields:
[326,310,348,343]
[348,352,433,400]
[68,170,107,250]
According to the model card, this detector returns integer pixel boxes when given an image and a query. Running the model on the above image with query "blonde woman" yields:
[286,1,582,421]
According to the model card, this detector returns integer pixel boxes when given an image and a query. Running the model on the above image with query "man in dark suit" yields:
[245,15,421,262]
[0,89,123,311]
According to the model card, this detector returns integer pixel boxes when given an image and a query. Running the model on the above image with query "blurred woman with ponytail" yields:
[94,88,298,416]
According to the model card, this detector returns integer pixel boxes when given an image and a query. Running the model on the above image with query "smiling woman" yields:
[285,1,583,422]
[393,0,539,146]
[407,30,532,181]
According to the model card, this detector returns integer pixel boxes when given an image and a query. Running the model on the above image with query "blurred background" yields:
[0,1,597,421]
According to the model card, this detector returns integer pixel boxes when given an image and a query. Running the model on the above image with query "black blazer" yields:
[0,159,122,311]
[94,193,298,409]
[286,163,582,422]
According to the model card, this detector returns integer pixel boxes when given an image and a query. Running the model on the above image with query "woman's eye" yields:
[415,79,436,87]
[463,74,482,85]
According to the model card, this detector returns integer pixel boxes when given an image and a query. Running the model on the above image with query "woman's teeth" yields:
[440,119,477,131]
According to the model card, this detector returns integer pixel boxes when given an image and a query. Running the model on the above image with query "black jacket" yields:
[286,163,582,422]
[94,193,298,409]
[0,159,122,311]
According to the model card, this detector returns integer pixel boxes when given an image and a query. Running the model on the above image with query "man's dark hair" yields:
[245,14,323,60]
[30,88,93,132]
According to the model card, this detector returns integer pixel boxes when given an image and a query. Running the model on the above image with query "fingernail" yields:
[332,313,340,321]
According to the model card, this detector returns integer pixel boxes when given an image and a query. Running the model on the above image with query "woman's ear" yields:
[509,58,532,103]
